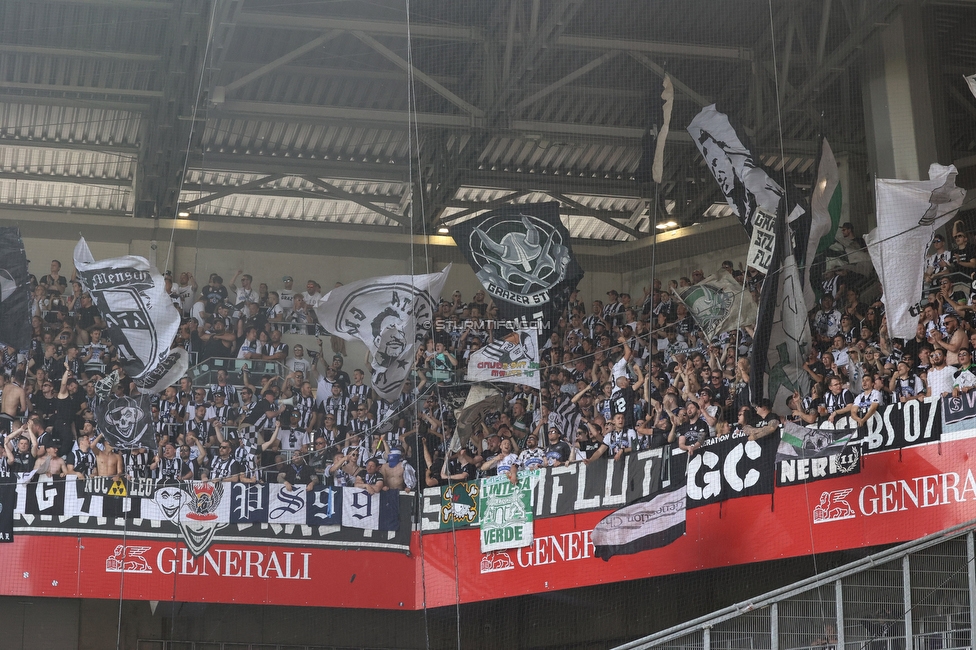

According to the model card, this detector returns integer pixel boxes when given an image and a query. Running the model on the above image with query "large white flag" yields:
[73,238,188,393]
[465,330,540,388]
[315,266,450,401]
[866,165,966,339]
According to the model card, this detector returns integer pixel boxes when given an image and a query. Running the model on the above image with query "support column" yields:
[861,3,949,186]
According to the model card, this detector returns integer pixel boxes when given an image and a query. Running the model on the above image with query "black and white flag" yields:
[94,394,157,451]
[0,228,31,351]
[592,486,685,561]
[0,474,14,543]
[315,267,450,402]
[450,202,583,335]
[688,105,786,234]
[865,165,966,339]
[73,238,188,392]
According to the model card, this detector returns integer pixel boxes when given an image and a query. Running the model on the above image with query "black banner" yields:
[942,392,976,425]
[0,228,31,351]
[776,447,861,486]
[686,430,778,509]
[857,399,942,454]
[0,475,14,543]
[94,394,158,451]
[449,202,583,335]
[420,449,666,530]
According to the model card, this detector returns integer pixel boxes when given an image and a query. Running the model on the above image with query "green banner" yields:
[479,471,536,552]
[439,481,480,529]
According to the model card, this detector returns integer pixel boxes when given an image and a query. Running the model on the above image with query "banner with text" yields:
[479,471,536,552]
[686,431,778,509]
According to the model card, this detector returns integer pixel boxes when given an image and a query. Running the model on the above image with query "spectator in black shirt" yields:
[281,450,317,491]
[441,448,478,482]
[355,457,386,493]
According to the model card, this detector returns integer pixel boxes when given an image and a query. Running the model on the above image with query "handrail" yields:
[613,517,976,650]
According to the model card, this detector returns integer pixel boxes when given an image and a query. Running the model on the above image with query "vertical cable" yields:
[403,2,434,648]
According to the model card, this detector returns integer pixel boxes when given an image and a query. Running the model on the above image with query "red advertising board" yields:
[2,427,975,610]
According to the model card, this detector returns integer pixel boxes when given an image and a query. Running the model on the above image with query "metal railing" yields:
[615,519,976,650]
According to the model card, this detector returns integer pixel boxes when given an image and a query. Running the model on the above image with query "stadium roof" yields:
[0,0,974,245]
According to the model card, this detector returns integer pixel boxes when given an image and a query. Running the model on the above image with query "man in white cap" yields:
[278,275,295,317]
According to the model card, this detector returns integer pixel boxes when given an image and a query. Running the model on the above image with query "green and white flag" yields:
[673,270,758,341]
[806,138,842,307]
[479,471,536,552]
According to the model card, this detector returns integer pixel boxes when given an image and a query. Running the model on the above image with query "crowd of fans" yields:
[3,220,974,499]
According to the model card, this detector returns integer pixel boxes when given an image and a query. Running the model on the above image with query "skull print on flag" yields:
[94,394,157,451]
[450,202,583,337]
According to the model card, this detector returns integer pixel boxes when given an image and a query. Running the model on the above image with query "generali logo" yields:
[479,530,596,573]
[104,545,312,580]
[813,469,976,523]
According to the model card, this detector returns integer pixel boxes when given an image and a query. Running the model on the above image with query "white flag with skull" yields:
[315,266,450,402]
[73,238,188,393]
[94,394,157,451]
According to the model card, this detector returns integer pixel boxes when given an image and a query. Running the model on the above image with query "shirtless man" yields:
[379,447,412,492]
[33,443,67,478]
[0,369,28,437]
[92,433,124,481]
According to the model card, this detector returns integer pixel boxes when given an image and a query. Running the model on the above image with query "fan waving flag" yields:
[672,270,757,341]
[0,228,31,352]
[450,202,583,336]
[73,238,188,393]
[94,393,157,451]
[315,266,450,402]
[866,164,966,339]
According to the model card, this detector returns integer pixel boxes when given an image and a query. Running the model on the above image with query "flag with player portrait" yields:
[688,105,785,234]
[315,267,450,402]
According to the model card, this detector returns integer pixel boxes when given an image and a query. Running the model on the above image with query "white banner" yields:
[866,165,966,339]
[465,330,540,388]
[73,238,185,392]
[746,208,776,273]
[315,266,450,402]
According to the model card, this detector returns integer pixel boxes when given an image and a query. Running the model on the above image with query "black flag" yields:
[94,394,157,451]
[449,202,583,336]
[0,228,32,351]
[0,473,14,543]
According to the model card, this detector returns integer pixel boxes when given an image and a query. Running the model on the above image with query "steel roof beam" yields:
[0,44,161,62]
[548,192,643,240]
[180,173,284,209]
[514,50,619,112]
[352,31,484,118]
[439,190,531,224]
[0,135,139,156]
[554,34,752,61]
[0,171,131,186]
[236,12,482,41]
[301,176,409,227]
[0,81,163,98]
[220,31,342,95]
[7,0,173,8]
